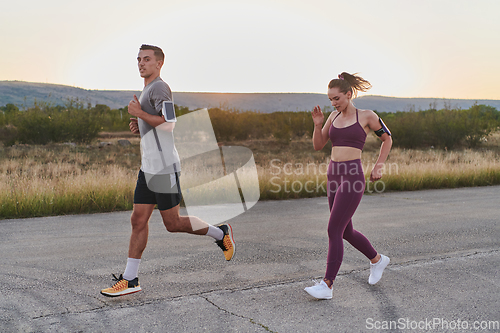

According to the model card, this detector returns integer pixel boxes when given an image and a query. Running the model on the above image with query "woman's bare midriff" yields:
[331,146,362,162]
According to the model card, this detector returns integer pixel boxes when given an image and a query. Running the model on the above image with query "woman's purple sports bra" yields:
[329,109,367,150]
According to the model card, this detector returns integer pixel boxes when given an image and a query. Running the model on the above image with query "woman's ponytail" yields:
[328,72,372,98]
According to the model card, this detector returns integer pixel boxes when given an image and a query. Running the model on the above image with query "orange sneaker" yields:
[100,274,141,297]
[215,223,235,261]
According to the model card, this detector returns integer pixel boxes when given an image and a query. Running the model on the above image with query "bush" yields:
[5,102,102,145]
[1,101,499,149]
[185,105,500,150]
[463,104,498,148]
[207,108,318,142]
[379,104,500,149]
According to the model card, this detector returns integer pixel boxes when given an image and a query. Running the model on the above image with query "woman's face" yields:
[327,87,351,113]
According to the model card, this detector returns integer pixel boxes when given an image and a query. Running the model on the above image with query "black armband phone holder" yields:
[374,118,391,137]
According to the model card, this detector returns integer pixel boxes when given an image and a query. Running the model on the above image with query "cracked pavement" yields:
[1,186,499,332]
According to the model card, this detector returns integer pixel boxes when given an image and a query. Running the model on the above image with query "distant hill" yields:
[1,80,499,113]
[351,95,500,114]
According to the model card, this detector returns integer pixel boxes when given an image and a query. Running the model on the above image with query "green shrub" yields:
[379,104,500,149]
[2,101,499,149]
[6,102,102,145]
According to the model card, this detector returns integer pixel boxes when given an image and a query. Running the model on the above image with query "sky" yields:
[1,0,499,99]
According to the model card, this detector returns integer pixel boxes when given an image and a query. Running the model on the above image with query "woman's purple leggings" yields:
[325,159,377,281]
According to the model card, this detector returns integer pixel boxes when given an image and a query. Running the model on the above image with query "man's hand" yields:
[129,118,139,134]
[128,95,143,117]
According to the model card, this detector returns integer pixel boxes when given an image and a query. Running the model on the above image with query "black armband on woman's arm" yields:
[374,118,391,137]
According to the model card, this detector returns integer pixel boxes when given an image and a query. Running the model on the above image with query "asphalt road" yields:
[1,186,499,333]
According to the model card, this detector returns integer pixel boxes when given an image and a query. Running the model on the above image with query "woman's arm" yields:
[366,110,393,181]
[370,134,392,181]
[312,106,333,151]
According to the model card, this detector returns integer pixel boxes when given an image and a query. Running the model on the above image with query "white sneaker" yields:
[304,280,333,299]
[368,254,390,285]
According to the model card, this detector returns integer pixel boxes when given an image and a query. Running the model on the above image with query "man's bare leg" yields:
[160,204,235,261]
[101,203,154,296]
[159,204,210,234]
[128,203,155,259]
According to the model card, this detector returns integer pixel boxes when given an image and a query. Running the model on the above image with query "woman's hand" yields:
[369,163,383,182]
[311,105,324,127]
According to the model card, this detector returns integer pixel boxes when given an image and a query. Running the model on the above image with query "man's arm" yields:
[128,94,166,128]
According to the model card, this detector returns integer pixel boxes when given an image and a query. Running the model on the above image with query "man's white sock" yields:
[123,258,141,281]
[206,225,224,241]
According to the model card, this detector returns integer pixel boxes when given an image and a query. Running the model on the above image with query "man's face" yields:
[137,49,161,78]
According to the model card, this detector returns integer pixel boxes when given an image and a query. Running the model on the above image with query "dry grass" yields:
[1,131,500,218]
[376,148,500,191]
[0,141,139,218]
[252,133,500,198]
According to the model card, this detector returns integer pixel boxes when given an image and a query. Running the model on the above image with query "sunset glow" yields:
[1,0,499,99]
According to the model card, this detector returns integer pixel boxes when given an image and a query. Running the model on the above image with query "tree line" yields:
[208,104,500,149]
[379,104,500,149]
[1,101,499,149]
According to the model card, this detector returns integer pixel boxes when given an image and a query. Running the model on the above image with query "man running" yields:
[101,44,235,297]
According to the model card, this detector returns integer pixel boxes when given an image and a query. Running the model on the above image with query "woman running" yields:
[304,72,392,300]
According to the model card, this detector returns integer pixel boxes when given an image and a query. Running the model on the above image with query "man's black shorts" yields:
[134,170,182,211]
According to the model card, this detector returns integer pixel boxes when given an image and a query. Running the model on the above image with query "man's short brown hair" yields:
[139,44,164,62]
